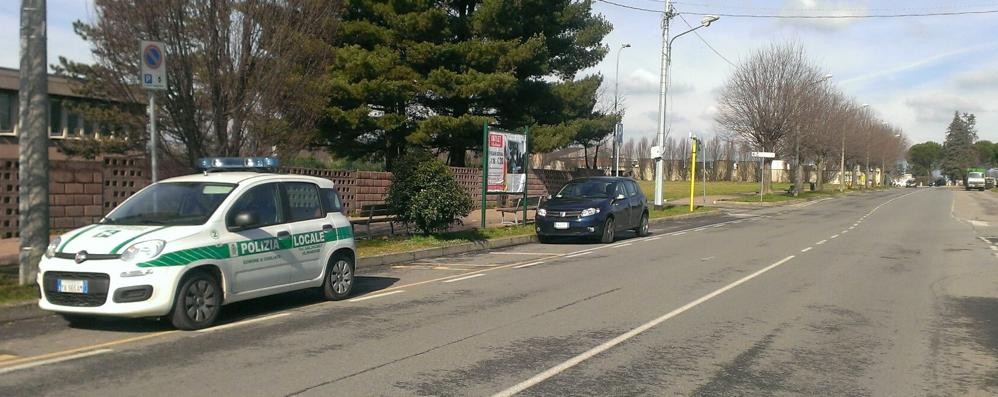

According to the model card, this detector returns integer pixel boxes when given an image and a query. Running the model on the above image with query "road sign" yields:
[751,151,775,158]
[614,123,623,145]
[140,40,167,90]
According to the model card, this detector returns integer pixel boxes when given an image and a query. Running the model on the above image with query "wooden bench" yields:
[496,196,544,225]
[350,203,397,239]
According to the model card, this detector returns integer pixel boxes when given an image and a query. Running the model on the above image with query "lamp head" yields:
[701,15,720,27]
[622,43,631,49]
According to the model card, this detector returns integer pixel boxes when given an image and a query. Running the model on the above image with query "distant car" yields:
[934,178,948,187]
[986,177,995,190]
[535,177,649,243]
[905,179,917,188]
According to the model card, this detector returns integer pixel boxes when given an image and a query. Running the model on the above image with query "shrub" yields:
[387,151,473,234]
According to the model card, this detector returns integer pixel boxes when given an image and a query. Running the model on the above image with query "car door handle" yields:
[277,231,290,238]
[322,224,333,231]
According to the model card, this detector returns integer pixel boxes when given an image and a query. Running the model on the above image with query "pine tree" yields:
[941,111,978,181]
[321,0,614,168]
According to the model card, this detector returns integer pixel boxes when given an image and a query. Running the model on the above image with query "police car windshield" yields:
[556,180,613,199]
[103,182,236,226]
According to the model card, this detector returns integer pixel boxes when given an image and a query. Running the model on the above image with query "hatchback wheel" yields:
[169,271,221,330]
[599,217,615,243]
[634,213,649,237]
[322,253,355,300]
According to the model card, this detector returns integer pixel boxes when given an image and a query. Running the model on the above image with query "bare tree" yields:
[57,0,340,168]
[715,42,825,193]
[636,136,651,160]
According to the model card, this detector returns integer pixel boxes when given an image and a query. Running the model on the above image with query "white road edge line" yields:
[612,243,633,248]
[816,240,827,245]
[491,255,797,397]
[565,252,592,258]
[442,273,485,283]
[0,349,113,375]
[197,312,291,333]
[671,232,686,236]
[801,247,813,252]
[348,290,405,302]
[513,261,546,269]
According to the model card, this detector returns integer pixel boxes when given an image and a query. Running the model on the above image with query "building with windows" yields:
[0,66,140,140]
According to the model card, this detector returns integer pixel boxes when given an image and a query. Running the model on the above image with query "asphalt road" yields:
[2,187,997,396]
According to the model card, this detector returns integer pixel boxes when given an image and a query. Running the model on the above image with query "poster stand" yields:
[481,123,530,228]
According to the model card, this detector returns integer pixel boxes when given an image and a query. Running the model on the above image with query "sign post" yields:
[751,151,775,202]
[140,40,167,182]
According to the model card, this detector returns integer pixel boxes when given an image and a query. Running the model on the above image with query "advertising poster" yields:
[487,131,527,193]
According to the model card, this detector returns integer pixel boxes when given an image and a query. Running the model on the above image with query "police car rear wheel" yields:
[322,254,354,301]
[170,271,221,330]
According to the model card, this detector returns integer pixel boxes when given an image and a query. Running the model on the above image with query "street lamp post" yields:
[841,103,870,191]
[793,74,832,196]
[653,1,718,209]
[613,43,631,177]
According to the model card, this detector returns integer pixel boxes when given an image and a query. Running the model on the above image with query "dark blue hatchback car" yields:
[535,177,649,243]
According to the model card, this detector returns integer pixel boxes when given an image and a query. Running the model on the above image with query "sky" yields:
[1,0,996,148]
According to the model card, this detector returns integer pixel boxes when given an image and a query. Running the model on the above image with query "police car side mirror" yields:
[232,211,259,230]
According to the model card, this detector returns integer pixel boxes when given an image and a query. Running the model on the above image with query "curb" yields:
[357,234,538,268]
[0,301,47,323]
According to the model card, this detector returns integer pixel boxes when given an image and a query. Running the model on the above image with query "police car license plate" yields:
[57,279,88,294]
[554,222,569,230]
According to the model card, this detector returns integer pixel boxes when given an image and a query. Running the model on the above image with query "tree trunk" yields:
[762,158,773,194]
[815,158,824,192]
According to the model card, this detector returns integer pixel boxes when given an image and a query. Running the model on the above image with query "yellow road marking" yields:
[0,330,179,370]
[0,354,19,363]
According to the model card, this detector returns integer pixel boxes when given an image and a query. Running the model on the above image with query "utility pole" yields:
[612,43,630,177]
[18,0,49,285]
[653,0,674,210]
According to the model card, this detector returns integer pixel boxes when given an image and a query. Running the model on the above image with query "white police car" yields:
[38,157,356,330]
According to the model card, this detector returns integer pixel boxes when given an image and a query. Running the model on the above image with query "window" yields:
[614,182,626,198]
[320,188,342,213]
[49,99,64,137]
[624,181,638,197]
[226,183,283,229]
[0,91,15,132]
[103,182,235,226]
[284,182,323,222]
[66,110,82,136]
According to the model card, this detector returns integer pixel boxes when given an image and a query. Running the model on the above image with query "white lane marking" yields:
[849,226,855,230]
[647,236,663,241]
[830,234,839,239]
[990,246,997,251]
[491,255,797,397]
[671,232,686,236]
[801,247,813,252]
[442,273,485,283]
[612,243,633,248]
[0,349,113,375]
[348,290,405,302]
[198,313,291,333]
[565,252,592,258]
[489,252,559,256]
[513,261,546,269]
[978,237,991,244]
[816,240,827,245]
[712,224,724,228]
[841,230,849,234]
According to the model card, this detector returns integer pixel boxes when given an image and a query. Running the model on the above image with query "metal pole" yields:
[481,122,488,229]
[689,136,696,212]
[149,92,158,182]
[759,157,764,202]
[522,127,529,226]
[18,0,49,285]
[653,0,673,210]
[839,131,845,192]
[702,138,707,206]
[613,44,628,177]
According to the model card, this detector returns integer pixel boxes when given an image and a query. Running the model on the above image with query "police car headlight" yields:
[45,237,61,258]
[120,240,166,263]
[537,208,546,217]
[580,208,600,217]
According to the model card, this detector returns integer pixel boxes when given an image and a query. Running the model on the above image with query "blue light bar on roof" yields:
[198,157,280,171]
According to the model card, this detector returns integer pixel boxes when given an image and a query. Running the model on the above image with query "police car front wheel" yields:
[170,271,221,330]
[322,253,354,300]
